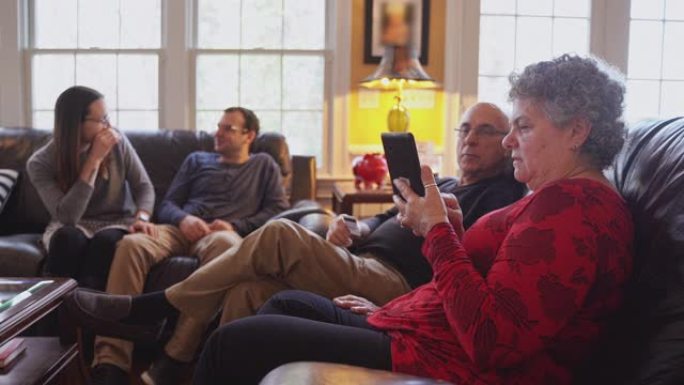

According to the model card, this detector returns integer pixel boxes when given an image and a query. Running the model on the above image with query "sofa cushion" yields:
[0,169,19,215]
[143,256,199,293]
[252,132,293,197]
[0,128,296,228]
[576,117,684,385]
[612,117,684,385]
[0,233,45,276]
[124,130,214,217]
[0,128,52,234]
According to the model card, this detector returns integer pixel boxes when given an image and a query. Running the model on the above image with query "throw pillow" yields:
[0,169,19,215]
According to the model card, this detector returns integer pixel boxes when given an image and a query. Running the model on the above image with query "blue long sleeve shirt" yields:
[157,151,290,236]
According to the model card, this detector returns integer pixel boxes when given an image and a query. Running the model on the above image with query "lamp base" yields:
[387,95,409,132]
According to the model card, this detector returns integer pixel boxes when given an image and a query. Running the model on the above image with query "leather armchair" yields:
[258,117,684,385]
[0,127,328,279]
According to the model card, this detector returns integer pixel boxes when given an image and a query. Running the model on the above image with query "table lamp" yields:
[360,45,437,132]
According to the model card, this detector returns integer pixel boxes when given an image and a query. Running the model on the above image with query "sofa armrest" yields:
[143,256,199,292]
[260,362,453,385]
[271,205,334,223]
[290,155,316,204]
[271,203,334,239]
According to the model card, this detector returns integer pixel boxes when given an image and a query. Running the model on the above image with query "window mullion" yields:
[280,1,285,131]
[161,0,190,129]
[657,13,666,116]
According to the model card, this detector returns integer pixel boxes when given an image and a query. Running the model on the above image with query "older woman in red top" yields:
[192,54,634,385]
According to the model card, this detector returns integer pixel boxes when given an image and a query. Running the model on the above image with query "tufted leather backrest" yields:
[577,117,684,385]
[0,127,293,235]
[612,117,684,298]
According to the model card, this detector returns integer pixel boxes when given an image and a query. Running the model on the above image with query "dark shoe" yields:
[140,352,188,385]
[90,363,130,385]
[65,289,163,342]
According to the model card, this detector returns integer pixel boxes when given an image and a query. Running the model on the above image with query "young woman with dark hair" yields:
[27,85,156,290]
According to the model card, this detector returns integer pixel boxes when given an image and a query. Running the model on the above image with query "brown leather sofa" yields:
[259,117,684,385]
[0,127,333,289]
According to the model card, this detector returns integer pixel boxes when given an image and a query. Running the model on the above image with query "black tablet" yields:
[381,132,425,197]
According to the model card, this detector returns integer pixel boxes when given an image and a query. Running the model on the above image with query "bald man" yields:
[68,102,527,385]
[454,102,523,226]
[458,103,511,182]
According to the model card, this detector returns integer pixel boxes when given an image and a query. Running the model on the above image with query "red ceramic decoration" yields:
[352,153,388,189]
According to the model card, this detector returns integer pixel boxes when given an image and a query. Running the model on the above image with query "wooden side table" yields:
[0,278,82,385]
[331,181,394,215]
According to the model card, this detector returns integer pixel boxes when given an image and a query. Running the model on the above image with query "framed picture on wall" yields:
[364,0,430,65]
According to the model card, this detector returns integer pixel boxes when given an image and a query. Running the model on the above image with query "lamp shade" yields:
[360,45,437,90]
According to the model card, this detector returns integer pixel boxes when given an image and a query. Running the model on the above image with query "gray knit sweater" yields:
[157,151,290,236]
[27,133,155,247]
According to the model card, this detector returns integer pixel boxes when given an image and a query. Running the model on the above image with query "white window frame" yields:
[3,1,652,179]
[478,2,592,110]
[165,0,346,177]
[443,0,631,177]
[190,1,333,169]
[623,1,684,122]
[0,0,29,127]
[4,0,348,177]
[188,0,340,175]
[23,0,165,130]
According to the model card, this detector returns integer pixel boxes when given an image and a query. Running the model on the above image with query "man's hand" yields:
[333,294,379,315]
[326,215,354,247]
[129,220,158,237]
[179,215,210,242]
[208,219,234,233]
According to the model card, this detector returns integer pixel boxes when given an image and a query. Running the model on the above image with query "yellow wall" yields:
[349,0,446,152]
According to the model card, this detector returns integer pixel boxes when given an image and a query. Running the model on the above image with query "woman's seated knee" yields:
[50,225,87,244]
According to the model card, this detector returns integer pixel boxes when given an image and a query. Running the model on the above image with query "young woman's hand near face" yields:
[80,128,121,185]
[89,128,121,162]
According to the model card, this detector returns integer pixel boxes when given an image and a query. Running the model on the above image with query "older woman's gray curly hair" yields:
[508,54,626,170]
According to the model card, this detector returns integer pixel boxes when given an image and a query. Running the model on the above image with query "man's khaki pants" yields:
[162,219,411,360]
[92,225,242,371]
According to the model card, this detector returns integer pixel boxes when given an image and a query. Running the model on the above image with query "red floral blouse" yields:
[367,178,633,385]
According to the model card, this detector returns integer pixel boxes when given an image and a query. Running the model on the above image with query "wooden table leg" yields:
[340,199,353,215]
[58,305,89,384]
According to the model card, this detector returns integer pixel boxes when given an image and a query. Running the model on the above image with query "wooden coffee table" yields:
[0,278,82,385]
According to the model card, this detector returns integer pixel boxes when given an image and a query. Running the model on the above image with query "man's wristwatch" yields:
[136,212,151,222]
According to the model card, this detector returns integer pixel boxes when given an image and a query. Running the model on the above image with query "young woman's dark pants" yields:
[46,226,127,290]
[193,290,393,385]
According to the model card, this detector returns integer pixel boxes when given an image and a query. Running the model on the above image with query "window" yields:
[477,0,590,108]
[194,0,328,164]
[29,0,161,130]
[625,0,684,124]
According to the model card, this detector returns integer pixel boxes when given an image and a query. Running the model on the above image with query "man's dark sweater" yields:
[352,173,526,288]
[157,152,290,236]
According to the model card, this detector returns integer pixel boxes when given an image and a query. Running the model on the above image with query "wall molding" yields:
[0,0,25,127]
